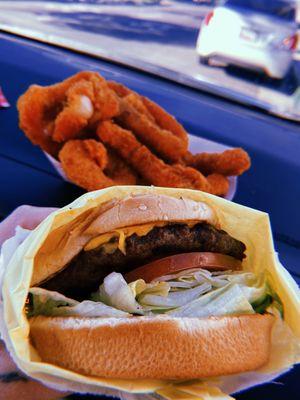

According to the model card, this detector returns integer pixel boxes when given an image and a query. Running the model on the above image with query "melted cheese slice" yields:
[84,222,167,253]
[84,221,199,254]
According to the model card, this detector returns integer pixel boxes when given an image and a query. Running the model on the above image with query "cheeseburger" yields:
[0,187,300,400]
[25,191,281,380]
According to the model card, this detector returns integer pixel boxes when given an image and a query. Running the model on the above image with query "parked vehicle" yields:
[196,0,298,79]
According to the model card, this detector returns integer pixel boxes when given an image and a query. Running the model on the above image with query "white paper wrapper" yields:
[44,152,71,183]
[0,187,299,400]
[44,134,237,201]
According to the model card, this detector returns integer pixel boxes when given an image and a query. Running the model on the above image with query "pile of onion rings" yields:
[17,71,251,196]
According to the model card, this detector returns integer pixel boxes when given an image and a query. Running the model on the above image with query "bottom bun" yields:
[30,314,274,380]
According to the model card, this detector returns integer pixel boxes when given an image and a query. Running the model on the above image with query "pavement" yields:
[0,0,299,120]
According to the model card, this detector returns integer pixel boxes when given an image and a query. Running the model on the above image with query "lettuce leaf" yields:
[50,300,130,317]
[138,282,212,309]
[168,283,255,317]
[129,279,170,298]
[28,288,78,317]
[28,268,280,320]
[28,287,130,318]
[97,272,143,314]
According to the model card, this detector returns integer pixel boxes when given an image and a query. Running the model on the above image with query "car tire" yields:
[199,56,210,65]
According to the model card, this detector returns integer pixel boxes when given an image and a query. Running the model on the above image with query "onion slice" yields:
[125,252,242,283]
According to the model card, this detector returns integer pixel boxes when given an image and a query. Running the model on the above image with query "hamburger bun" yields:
[30,314,274,379]
[29,192,274,381]
[85,193,218,235]
[32,194,218,286]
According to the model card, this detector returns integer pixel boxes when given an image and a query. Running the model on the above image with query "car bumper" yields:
[197,36,293,78]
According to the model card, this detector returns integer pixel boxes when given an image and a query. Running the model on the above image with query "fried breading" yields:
[185,148,251,176]
[59,139,137,191]
[18,71,251,198]
[109,80,189,163]
[97,121,210,191]
[17,71,120,152]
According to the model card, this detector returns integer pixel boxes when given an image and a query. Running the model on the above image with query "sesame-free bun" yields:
[85,193,218,235]
[32,194,217,286]
[30,314,274,380]
[30,192,273,381]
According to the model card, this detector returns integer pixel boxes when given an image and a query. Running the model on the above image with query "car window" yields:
[0,0,299,121]
[224,0,296,21]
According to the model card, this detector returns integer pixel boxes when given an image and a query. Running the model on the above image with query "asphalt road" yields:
[0,0,299,119]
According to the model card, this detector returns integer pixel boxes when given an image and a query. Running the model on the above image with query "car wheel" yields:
[199,56,210,65]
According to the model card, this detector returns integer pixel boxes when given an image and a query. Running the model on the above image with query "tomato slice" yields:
[125,252,242,283]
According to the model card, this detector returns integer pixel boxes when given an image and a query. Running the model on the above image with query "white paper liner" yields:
[0,187,299,399]
[44,134,237,200]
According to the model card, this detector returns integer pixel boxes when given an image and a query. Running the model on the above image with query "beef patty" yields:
[41,223,246,299]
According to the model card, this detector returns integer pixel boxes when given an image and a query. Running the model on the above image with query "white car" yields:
[196,0,298,79]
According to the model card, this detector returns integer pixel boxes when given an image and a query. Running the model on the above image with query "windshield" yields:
[225,0,296,21]
[0,0,299,121]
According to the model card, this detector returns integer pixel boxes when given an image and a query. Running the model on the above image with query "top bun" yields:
[85,193,218,235]
[32,194,217,286]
